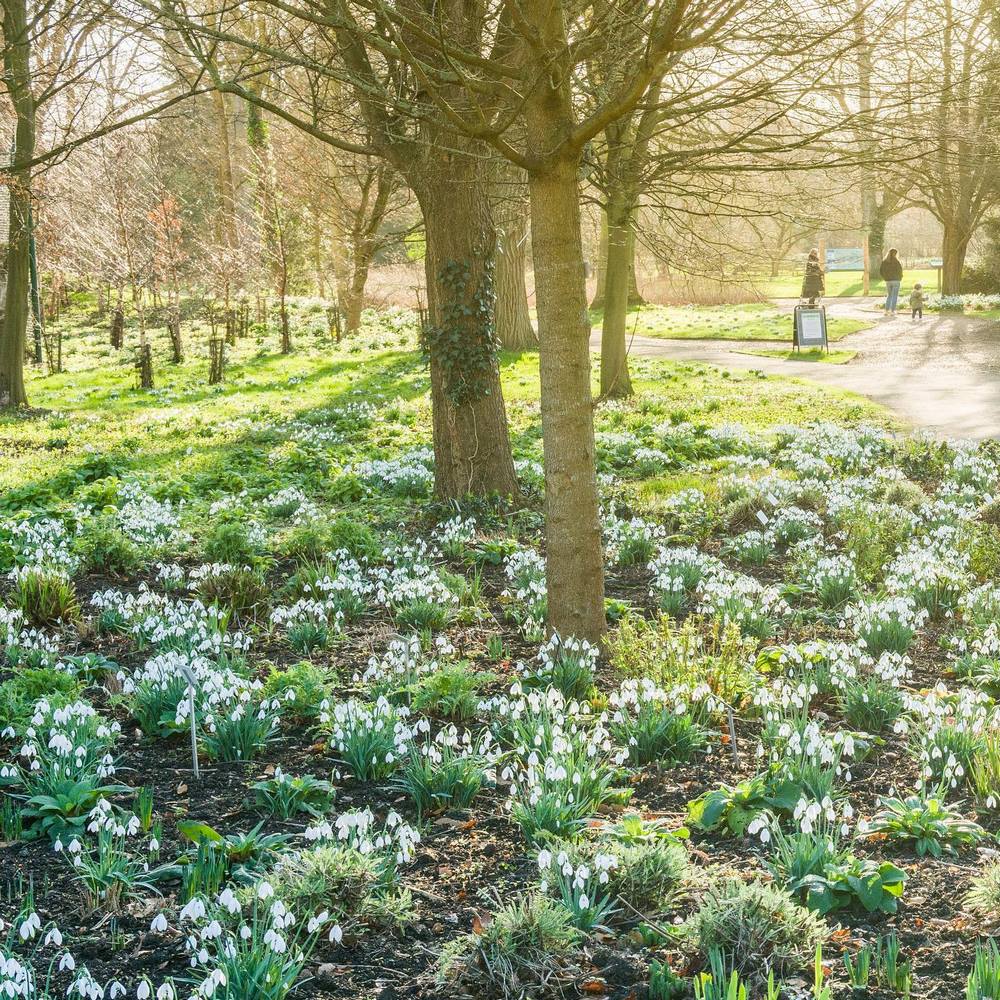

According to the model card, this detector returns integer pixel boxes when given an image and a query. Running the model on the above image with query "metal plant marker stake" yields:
[179,663,200,780]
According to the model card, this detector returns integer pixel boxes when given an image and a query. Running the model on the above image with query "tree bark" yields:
[341,250,370,333]
[600,194,634,397]
[0,0,33,409]
[527,155,607,642]
[591,206,643,310]
[419,157,519,499]
[942,220,971,295]
[211,88,238,252]
[495,203,535,350]
[868,207,888,285]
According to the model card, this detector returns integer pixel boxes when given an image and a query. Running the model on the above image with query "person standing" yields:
[910,283,925,320]
[879,248,903,315]
[801,248,825,305]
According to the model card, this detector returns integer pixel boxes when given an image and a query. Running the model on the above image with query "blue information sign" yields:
[825,248,864,271]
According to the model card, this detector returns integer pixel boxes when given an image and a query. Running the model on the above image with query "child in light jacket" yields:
[910,283,925,320]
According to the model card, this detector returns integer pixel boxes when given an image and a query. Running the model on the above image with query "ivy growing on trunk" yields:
[421,256,499,407]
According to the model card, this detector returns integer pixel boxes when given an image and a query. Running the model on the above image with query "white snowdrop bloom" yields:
[217,887,241,915]
[156,984,176,1000]
[59,952,76,971]
[18,912,40,940]
[45,927,63,946]
[110,984,126,999]
[136,982,151,1000]
[257,881,275,900]
[150,913,168,933]
[329,924,343,944]
[180,898,206,922]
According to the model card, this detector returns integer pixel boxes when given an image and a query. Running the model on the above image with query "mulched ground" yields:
[1,556,998,1000]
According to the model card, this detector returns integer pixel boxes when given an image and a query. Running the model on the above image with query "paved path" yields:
[591,299,1000,439]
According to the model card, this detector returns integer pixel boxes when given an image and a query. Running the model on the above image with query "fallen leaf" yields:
[176,783,188,795]
[580,978,608,994]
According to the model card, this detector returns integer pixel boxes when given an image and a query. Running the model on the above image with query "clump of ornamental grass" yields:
[684,879,827,985]
[437,894,582,1000]
[13,567,81,627]
[965,860,1000,919]
[192,563,270,617]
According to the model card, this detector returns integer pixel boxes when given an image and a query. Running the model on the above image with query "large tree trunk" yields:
[600,194,634,397]
[495,203,535,350]
[342,248,370,333]
[418,158,519,499]
[527,155,607,643]
[0,0,33,409]
[942,219,971,295]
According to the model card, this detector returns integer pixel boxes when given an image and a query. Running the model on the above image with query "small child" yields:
[910,283,925,320]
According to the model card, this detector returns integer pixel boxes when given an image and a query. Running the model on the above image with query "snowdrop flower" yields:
[329,923,343,944]
[150,913,168,933]
[179,898,206,922]
[19,911,40,940]
[137,982,151,1000]
[257,880,274,900]
[217,887,241,915]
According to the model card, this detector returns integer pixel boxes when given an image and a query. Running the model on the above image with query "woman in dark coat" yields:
[801,248,825,304]
[879,248,903,315]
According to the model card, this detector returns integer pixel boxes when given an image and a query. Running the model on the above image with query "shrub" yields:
[437,894,581,999]
[685,879,827,984]
[280,516,382,562]
[843,508,914,585]
[13,568,80,626]
[0,667,82,727]
[882,479,926,510]
[609,615,755,709]
[72,516,142,575]
[262,660,331,721]
[261,845,409,926]
[203,516,266,566]
[409,661,499,722]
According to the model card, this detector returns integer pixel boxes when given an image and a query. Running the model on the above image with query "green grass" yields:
[597,303,867,342]
[0,298,895,509]
[760,268,941,298]
[732,348,857,365]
